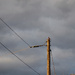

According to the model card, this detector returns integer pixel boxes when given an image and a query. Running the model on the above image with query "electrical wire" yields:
[43,41,47,45]
[51,51,56,75]
[0,42,47,58]
[11,47,30,54]
[0,18,30,47]
[0,42,40,75]
[0,47,30,58]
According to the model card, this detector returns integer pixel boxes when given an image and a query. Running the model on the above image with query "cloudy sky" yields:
[0,0,75,75]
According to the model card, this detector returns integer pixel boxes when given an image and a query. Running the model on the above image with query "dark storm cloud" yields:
[0,0,75,75]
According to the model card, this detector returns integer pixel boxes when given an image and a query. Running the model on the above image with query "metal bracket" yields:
[50,49,51,51]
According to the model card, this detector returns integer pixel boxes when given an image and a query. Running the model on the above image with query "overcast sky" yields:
[0,0,75,75]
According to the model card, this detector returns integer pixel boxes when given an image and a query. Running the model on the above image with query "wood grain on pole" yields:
[47,37,51,75]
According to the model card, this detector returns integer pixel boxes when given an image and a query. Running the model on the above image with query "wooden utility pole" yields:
[30,37,51,75]
[47,37,51,75]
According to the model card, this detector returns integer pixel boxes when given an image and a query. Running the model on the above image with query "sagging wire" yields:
[0,42,40,75]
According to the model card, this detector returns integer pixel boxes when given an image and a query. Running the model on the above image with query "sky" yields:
[0,0,75,75]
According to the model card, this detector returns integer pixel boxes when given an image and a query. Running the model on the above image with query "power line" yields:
[51,51,56,75]
[0,42,40,75]
[0,47,30,58]
[0,18,30,47]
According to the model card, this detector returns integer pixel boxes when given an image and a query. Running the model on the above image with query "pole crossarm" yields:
[30,45,47,48]
[30,41,47,48]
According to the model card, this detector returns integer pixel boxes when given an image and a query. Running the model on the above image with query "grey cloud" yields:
[0,0,75,75]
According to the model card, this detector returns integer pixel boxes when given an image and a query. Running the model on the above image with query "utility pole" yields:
[30,37,51,75]
[47,37,51,75]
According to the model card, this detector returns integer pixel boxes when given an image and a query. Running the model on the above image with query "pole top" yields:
[48,37,50,40]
